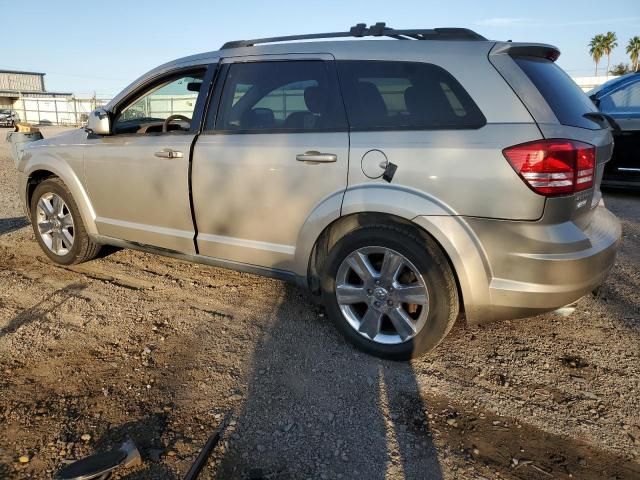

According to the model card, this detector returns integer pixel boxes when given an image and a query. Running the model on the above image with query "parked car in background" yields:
[9,24,621,359]
[0,109,19,127]
[589,72,640,188]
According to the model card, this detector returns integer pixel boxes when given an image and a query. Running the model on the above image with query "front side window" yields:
[214,61,347,132]
[114,71,205,134]
[599,79,640,114]
[336,60,485,130]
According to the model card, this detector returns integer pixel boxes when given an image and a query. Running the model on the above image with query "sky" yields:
[1,0,639,98]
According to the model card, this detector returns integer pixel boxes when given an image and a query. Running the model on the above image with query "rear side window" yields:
[336,60,485,130]
[514,57,598,129]
[215,61,347,132]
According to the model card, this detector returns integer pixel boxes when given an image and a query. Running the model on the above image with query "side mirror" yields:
[86,108,111,135]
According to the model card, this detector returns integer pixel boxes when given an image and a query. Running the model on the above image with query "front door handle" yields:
[296,151,337,163]
[154,149,183,159]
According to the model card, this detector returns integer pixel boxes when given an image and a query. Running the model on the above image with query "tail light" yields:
[503,139,595,196]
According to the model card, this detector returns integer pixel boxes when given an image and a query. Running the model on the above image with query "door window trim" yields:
[110,65,214,136]
[202,57,349,135]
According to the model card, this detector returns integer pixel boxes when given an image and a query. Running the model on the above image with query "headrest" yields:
[304,86,325,114]
[241,108,275,129]
[403,86,420,114]
[404,84,456,122]
[355,81,387,118]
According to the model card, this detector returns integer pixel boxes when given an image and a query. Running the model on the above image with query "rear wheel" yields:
[30,178,101,265]
[321,225,459,360]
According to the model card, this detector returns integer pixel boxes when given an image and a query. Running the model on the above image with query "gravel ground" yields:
[0,127,638,480]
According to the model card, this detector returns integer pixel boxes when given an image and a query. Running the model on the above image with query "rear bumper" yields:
[463,206,620,323]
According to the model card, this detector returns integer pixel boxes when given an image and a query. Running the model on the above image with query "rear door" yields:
[191,56,349,271]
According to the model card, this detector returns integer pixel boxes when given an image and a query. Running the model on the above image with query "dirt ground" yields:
[0,127,638,480]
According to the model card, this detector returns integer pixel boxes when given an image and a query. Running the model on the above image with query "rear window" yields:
[514,57,598,129]
[336,61,486,131]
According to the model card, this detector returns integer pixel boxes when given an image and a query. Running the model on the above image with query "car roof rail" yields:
[220,22,486,49]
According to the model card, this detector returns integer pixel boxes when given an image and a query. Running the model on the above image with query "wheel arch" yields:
[26,170,57,217]
[302,209,493,325]
[305,212,463,309]
[24,162,98,235]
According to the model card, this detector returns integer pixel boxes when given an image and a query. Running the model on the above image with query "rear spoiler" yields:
[490,42,561,61]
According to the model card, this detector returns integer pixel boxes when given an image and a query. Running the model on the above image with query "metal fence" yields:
[13,96,111,126]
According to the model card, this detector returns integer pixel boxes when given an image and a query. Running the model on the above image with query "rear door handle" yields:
[296,151,337,163]
[154,149,183,159]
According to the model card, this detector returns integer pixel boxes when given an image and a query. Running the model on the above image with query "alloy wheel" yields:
[35,192,75,256]
[335,246,429,345]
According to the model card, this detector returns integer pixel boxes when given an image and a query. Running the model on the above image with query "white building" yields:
[572,75,619,93]
[0,69,76,123]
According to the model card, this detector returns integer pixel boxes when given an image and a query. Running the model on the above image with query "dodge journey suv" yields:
[11,24,621,359]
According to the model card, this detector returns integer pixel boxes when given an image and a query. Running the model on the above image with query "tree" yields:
[609,63,630,76]
[601,31,618,76]
[589,34,605,76]
[627,36,640,72]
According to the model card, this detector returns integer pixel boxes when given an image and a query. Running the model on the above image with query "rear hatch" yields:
[489,43,613,226]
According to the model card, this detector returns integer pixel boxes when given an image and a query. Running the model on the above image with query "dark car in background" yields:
[0,109,19,127]
[589,73,640,188]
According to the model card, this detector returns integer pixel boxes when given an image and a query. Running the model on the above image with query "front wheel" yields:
[30,178,101,265]
[321,225,459,360]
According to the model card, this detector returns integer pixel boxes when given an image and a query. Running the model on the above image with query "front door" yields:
[192,58,349,270]
[84,68,209,253]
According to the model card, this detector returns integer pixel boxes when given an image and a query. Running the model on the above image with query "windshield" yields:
[0,109,10,115]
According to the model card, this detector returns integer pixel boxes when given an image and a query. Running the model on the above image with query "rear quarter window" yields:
[514,57,599,129]
[336,60,486,131]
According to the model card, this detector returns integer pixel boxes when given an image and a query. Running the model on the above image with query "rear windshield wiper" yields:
[583,112,620,132]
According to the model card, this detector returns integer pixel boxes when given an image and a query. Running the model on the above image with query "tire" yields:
[30,177,101,265]
[321,225,459,360]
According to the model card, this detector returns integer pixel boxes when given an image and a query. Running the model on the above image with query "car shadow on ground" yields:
[0,282,88,338]
[213,283,443,479]
[0,216,29,236]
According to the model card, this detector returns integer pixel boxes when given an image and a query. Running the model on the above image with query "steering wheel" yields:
[162,114,191,133]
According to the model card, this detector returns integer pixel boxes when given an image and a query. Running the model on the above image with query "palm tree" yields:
[627,36,640,72]
[589,34,605,76]
[601,31,618,77]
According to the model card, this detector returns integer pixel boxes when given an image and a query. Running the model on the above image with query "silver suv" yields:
[11,24,621,359]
